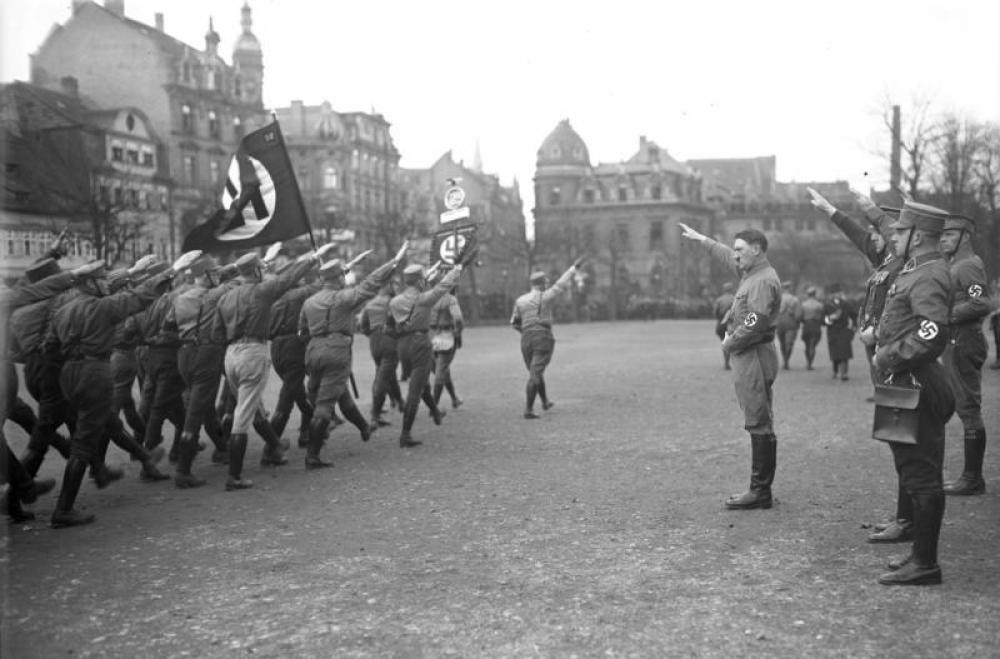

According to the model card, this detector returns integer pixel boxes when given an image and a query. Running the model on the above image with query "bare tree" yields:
[879,93,940,198]
[930,113,983,214]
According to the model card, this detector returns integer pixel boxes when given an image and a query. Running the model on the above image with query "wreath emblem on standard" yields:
[917,319,939,340]
[968,283,983,298]
[744,312,758,327]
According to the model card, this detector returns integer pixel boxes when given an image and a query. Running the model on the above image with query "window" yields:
[111,145,124,162]
[213,72,222,90]
[324,166,338,189]
[651,184,662,200]
[208,111,219,138]
[24,239,31,256]
[618,187,628,202]
[773,219,783,232]
[127,148,139,164]
[548,186,560,206]
[182,62,191,83]
[114,187,123,205]
[99,185,110,204]
[210,160,220,184]
[364,189,372,211]
[181,104,193,133]
[143,191,152,210]
[649,220,664,249]
[127,188,138,207]
[183,155,196,184]
[616,223,630,250]
[583,188,595,204]
[233,116,243,138]
[352,149,360,170]
[141,148,154,167]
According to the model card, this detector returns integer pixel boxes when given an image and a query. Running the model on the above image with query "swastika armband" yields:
[917,319,939,340]
[968,283,983,298]
[744,312,758,328]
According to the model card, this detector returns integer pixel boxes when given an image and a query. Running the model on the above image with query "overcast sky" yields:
[3,0,999,221]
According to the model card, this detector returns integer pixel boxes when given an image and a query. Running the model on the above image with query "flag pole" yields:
[271,112,318,251]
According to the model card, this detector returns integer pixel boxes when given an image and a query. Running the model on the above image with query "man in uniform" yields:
[800,287,825,370]
[390,257,469,447]
[511,260,583,419]
[360,281,405,429]
[169,256,238,488]
[680,224,782,510]
[775,281,802,370]
[430,281,465,409]
[268,265,322,448]
[713,282,735,370]
[43,251,199,527]
[872,201,954,586]
[939,214,992,496]
[211,248,326,490]
[299,244,406,467]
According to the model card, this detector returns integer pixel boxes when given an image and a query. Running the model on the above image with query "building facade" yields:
[533,119,715,319]
[29,0,268,257]
[1,80,172,279]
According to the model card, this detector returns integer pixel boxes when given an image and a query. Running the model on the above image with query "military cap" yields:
[944,213,975,233]
[319,258,346,279]
[141,261,170,279]
[25,258,61,283]
[403,264,424,277]
[76,260,108,279]
[187,254,217,277]
[878,205,901,219]
[107,269,131,292]
[235,252,261,275]
[216,263,239,281]
[890,201,949,233]
[529,270,548,283]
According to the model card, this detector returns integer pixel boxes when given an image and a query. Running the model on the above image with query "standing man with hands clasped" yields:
[679,223,782,510]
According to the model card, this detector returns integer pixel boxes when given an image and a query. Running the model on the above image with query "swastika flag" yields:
[181,121,312,253]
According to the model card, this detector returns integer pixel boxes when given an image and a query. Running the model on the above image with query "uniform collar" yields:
[901,251,943,272]
[743,257,771,276]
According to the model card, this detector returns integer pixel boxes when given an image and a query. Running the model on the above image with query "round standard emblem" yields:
[439,233,468,265]
[443,186,466,211]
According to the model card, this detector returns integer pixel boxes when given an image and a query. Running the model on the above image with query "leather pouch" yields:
[872,374,920,444]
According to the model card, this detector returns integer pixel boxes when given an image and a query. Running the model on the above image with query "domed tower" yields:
[232,2,263,108]
[534,119,591,210]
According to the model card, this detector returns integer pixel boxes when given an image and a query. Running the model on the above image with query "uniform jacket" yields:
[360,293,392,336]
[948,244,991,332]
[776,292,802,330]
[430,293,464,331]
[701,239,781,354]
[389,267,462,333]
[211,259,313,344]
[511,266,575,332]
[269,283,321,339]
[875,252,952,375]
[299,261,396,340]
[830,208,902,330]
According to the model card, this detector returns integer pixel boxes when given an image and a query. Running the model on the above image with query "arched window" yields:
[233,116,243,138]
[548,186,561,206]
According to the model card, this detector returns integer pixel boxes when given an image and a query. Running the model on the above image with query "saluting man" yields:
[211,248,326,490]
[390,259,467,448]
[872,201,954,586]
[511,260,582,419]
[680,224,782,510]
[940,214,992,496]
[360,281,405,429]
[299,243,406,467]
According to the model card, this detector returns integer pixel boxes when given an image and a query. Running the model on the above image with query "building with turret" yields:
[533,119,715,319]
[29,0,269,257]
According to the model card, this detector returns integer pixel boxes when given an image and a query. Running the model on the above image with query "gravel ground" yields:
[2,320,999,658]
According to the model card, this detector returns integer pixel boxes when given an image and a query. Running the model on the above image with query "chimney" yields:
[60,76,79,97]
[104,0,125,17]
[639,135,647,149]
[890,104,902,195]
[155,12,164,31]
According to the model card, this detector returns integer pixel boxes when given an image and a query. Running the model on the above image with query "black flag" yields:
[181,121,313,253]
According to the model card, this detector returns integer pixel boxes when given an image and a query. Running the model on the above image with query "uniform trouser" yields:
[23,353,71,455]
[886,363,954,564]
[521,329,555,385]
[224,342,271,435]
[135,345,150,420]
[1,363,33,494]
[369,331,402,414]
[777,327,798,364]
[305,339,353,428]
[943,329,987,430]
[801,323,822,365]
[270,335,310,423]
[60,360,114,463]
[110,348,144,437]
[397,333,437,432]
[142,346,186,449]
[731,341,778,435]
[178,343,225,440]
[433,346,457,386]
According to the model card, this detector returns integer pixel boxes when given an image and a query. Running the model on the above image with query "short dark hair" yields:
[734,229,768,253]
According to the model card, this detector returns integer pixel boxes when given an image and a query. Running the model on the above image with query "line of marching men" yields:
[1,235,478,528]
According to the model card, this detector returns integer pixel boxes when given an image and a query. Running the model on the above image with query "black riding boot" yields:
[269,410,290,440]
[51,457,96,528]
[174,432,206,489]
[254,412,289,466]
[944,428,987,495]
[225,433,252,490]
[879,493,943,585]
[725,434,775,510]
[305,418,333,469]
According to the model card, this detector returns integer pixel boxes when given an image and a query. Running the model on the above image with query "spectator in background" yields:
[824,282,856,380]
